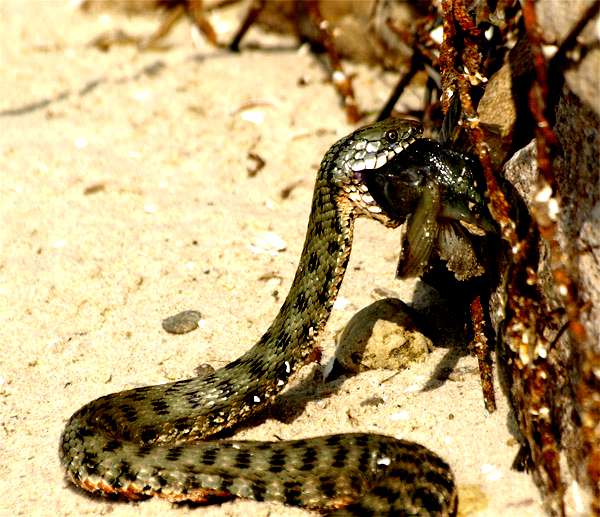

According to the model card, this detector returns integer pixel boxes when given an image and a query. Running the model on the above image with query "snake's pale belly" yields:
[60,120,457,515]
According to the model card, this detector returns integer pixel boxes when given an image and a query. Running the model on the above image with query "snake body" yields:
[60,119,457,515]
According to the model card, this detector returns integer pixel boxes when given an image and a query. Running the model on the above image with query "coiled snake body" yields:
[60,120,460,515]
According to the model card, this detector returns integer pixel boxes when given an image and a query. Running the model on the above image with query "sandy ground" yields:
[1,2,544,516]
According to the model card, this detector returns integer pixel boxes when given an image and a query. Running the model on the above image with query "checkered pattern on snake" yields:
[60,119,457,516]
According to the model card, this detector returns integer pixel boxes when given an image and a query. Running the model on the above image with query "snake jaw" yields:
[334,119,423,226]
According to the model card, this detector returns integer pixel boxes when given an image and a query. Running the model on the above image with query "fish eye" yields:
[385,129,398,143]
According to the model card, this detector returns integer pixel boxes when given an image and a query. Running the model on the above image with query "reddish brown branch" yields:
[470,296,496,412]
[228,0,266,51]
[522,2,600,511]
[439,2,568,512]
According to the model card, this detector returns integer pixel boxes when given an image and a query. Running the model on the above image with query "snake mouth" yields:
[356,136,422,223]
[351,134,420,218]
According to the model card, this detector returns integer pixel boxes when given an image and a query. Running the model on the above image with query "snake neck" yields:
[194,175,356,431]
[263,176,354,365]
[228,173,355,374]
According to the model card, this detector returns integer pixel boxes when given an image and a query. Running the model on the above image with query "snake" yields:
[60,119,466,516]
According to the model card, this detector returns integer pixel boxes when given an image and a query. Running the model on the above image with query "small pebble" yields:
[194,363,215,377]
[162,310,202,334]
[360,396,385,407]
[83,183,106,195]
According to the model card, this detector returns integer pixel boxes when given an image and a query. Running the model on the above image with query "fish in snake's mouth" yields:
[362,137,497,280]
[367,138,494,231]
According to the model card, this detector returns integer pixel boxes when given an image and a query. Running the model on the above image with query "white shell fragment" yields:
[333,297,351,310]
[74,137,88,149]
[249,232,287,255]
[390,410,410,422]
[480,463,503,482]
[239,109,265,125]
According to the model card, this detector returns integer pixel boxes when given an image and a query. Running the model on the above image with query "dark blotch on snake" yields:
[277,328,292,349]
[268,450,287,473]
[344,504,375,517]
[98,414,118,434]
[246,356,266,377]
[166,445,185,462]
[74,426,94,439]
[295,291,308,312]
[306,251,319,272]
[391,466,417,484]
[234,450,252,469]
[200,448,218,466]
[333,445,349,468]
[139,426,158,444]
[312,220,324,237]
[185,476,202,490]
[426,469,455,492]
[103,440,121,453]
[327,238,340,255]
[136,445,153,457]
[81,451,99,469]
[300,447,318,471]
[283,481,303,506]
[250,480,266,501]
[118,461,137,481]
[151,399,170,416]
[119,404,138,422]
[173,417,192,433]
[372,484,396,503]
[416,487,444,512]
[318,476,337,499]
[358,448,371,472]
[218,473,234,492]
[325,435,342,447]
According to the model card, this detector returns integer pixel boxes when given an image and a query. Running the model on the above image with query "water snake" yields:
[60,118,491,515]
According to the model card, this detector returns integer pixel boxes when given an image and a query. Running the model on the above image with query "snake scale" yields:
[60,119,460,515]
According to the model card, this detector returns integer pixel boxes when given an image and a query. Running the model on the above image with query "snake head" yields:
[324,118,423,226]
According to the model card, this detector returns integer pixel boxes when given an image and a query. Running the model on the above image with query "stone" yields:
[335,298,432,373]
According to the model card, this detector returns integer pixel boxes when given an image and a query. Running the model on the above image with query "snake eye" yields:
[385,129,398,143]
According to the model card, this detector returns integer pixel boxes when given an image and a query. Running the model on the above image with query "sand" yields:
[0,2,544,516]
